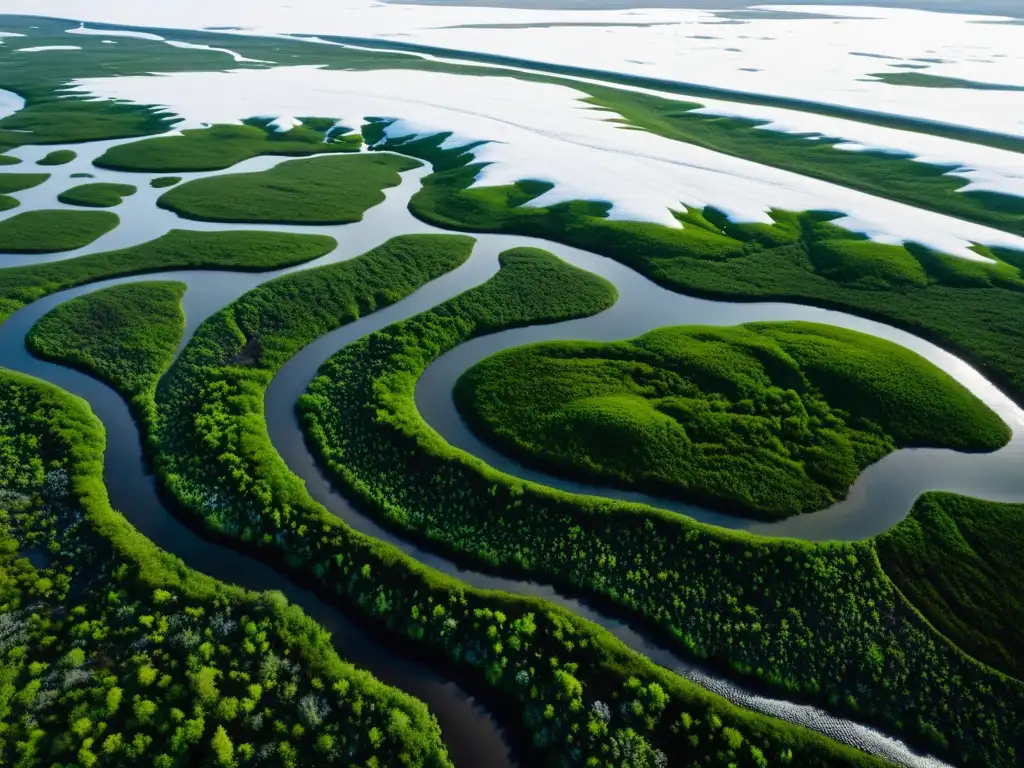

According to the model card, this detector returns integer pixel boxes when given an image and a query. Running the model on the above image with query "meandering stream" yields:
[1,133,1011,766]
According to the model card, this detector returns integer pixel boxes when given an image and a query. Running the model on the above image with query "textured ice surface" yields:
[6,1,1024,136]
[70,65,1024,260]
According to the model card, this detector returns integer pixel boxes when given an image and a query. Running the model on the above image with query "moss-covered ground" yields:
[57,182,137,208]
[0,369,453,768]
[456,323,1008,518]
[0,229,335,324]
[0,209,118,253]
[27,282,185,413]
[95,121,362,173]
[877,493,1024,680]
[157,153,420,224]
[0,172,48,195]
[151,176,181,189]
[36,148,76,166]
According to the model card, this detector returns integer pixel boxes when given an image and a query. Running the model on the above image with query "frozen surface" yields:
[0,88,25,121]
[264,115,303,132]
[4,1,1024,137]
[691,99,1024,198]
[70,65,1024,260]
[66,24,164,41]
[164,39,271,63]
[16,44,81,52]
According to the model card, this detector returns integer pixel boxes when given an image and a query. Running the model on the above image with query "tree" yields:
[211,725,234,767]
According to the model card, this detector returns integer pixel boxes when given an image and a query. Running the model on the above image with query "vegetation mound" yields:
[28,282,185,410]
[0,209,118,253]
[157,153,420,224]
[0,172,48,195]
[0,229,336,325]
[95,121,361,173]
[36,148,76,166]
[877,493,1024,679]
[150,176,181,189]
[57,182,137,208]
[456,322,1009,518]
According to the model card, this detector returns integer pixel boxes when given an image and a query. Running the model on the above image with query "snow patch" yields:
[68,65,1024,262]
[0,88,25,122]
[66,24,164,41]
[164,39,271,64]
[264,115,302,133]
[17,45,81,52]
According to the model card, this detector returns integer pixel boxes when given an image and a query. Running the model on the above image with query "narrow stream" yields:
[2,136,1012,766]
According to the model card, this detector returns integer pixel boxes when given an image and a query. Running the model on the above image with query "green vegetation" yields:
[0,369,453,768]
[37,148,76,166]
[0,172,48,195]
[877,493,1024,680]
[151,176,181,189]
[456,323,1008,518]
[0,209,118,253]
[157,154,420,224]
[299,249,1024,766]
[0,154,19,166]
[70,172,94,179]
[868,72,1024,91]
[581,85,1024,238]
[95,121,362,173]
[0,229,335,324]
[27,282,185,416]
[140,242,887,767]
[373,131,1024,410]
[57,182,138,208]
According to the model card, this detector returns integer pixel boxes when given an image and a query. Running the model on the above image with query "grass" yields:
[455,322,1008,518]
[868,72,1024,91]
[57,182,137,208]
[877,493,1024,680]
[0,172,48,194]
[27,282,186,408]
[0,209,118,253]
[36,148,76,165]
[157,153,420,224]
[0,368,453,768]
[0,229,336,324]
[580,85,1024,238]
[373,132,1024,410]
[0,196,17,211]
[299,248,1024,766]
[138,242,885,767]
[150,176,181,188]
[95,121,362,173]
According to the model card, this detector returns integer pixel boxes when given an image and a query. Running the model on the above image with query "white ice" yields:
[264,115,303,132]
[69,65,1024,261]
[3,1,1023,138]
[66,24,164,41]
[16,45,81,52]
[0,88,25,121]
[690,99,1024,199]
[164,39,271,64]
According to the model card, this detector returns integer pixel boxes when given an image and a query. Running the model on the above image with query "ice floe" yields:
[69,65,1024,261]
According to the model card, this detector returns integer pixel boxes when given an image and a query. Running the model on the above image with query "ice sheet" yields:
[3,1,1022,138]
[70,65,1024,261]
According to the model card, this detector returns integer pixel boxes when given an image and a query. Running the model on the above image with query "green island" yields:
[454,323,1008,518]
[0,369,453,768]
[0,209,119,254]
[0,229,336,324]
[58,182,138,208]
[70,172,94,179]
[36,148,77,166]
[867,71,1024,91]
[95,121,362,173]
[157,153,420,224]
[876,492,1024,680]
[42,240,880,767]
[27,282,186,417]
[151,177,181,189]
[370,130,1024,411]
[0,172,48,195]
[0,170,48,211]
[298,250,1024,766]
[0,154,20,166]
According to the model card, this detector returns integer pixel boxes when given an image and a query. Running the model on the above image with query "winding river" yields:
[2,128,1016,767]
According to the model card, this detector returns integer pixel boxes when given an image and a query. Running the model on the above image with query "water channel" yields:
[2,130,1014,767]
